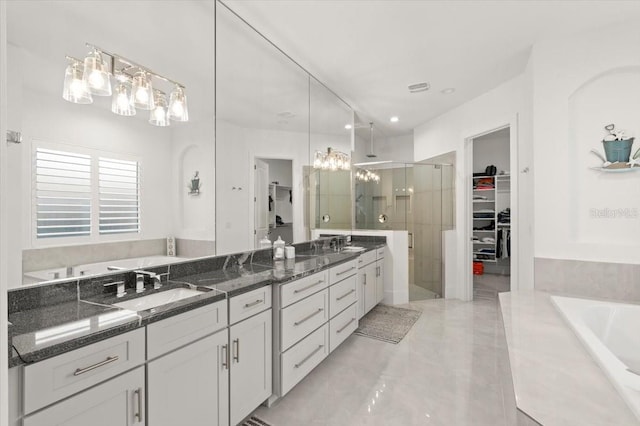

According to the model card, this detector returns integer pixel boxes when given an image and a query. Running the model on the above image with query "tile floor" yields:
[474,273,510,300]
[253,298,516,425]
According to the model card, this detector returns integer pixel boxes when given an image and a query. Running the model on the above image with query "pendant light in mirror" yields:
[63,42,188,127]
[62,60,93,104]
[149,91,170,127]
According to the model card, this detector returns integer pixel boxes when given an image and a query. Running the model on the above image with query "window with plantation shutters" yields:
[34,147,141,240]
[99,157,140,235]
[35,148,92,238]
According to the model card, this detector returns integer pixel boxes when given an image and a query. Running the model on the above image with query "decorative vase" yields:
[602,138,634,163]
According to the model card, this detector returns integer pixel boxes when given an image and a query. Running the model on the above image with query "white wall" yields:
[414,74,533,298]
[264,159,292,187]
[531,24,640,265]
[353,132,413,164]
[216,120,309,254]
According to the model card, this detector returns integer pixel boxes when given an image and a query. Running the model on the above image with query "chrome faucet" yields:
[133,270,156,293]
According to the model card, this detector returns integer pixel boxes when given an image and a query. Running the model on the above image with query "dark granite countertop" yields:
[8,238,385,368]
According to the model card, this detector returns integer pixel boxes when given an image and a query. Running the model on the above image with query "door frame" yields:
[462,115,519,301]
[1,2,9,425]
[249,154,295,248]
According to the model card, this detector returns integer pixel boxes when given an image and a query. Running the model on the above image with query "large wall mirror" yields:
[215,2,354,254]
[6,1,216,287]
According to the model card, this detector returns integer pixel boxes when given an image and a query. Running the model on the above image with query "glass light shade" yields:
[168,86,189,122]
[111,83,136,116]
[62,62,93,104]
[149,92,170,127]
[82,50,112,96]
[313,148,350,171]
[131,71,155,110]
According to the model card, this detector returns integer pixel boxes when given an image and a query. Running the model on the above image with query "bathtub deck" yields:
[499,290,638,425]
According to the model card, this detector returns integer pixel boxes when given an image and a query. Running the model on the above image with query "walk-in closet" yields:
[471,127,511,299]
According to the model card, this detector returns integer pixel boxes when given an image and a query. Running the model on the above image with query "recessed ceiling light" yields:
[345,124,352,130]
[390,116,399,123]
[441,87,456,95]
[408,82,430,93]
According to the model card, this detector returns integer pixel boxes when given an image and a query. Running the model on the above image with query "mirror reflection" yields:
[215,4,353,254]
[7,1,215,287]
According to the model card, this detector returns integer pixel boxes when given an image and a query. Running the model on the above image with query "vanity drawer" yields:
[357,250,376,268]
[281,324,329,396]
[377,246,386,259]
[229,286,272,325]
[23,328,145,414]
[280,289,328,351]
[329,274,357,318]
[147,300,227,360]
[329,259,358,284]
[280,270,328,308]
[329,302,358,353]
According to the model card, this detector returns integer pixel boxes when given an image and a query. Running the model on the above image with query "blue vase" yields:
[602,138,634,163]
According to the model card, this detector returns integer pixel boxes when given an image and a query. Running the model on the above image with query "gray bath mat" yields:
[242,416,272,426]
[355,304,421,344]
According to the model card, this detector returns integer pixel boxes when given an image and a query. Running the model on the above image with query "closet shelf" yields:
[473,200,495,203]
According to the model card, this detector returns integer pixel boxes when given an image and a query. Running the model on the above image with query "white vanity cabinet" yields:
[229,287,273,426]
[146,301,229,426]
[23,366,145,426]
[375,247,386,304]
[358,250,378,318]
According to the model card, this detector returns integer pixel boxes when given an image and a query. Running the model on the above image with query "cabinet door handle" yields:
[222,344,229,369]
[134,387,143,423]
[294,308,323,326]
[336,289,355,301]
[294,280,324,294]
[337,318,356,333]
[233,338,240,362]
[73,355,119,376]
[336,266,356,276]
[244,299,263,308]
[294,345,324,368]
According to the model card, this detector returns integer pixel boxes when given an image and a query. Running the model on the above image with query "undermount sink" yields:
[113,287,208,311]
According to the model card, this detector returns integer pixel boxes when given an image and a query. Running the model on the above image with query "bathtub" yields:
[551,295,640,421]
[23,255,188,284]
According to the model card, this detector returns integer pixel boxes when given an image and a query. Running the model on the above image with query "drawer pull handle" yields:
[294,308,324,326]
[222,344,229,369]
[295,345,324,368]
[336,289,355,301]
[336,266,356,276]
[73,355,119,376]
[134,387,143,422]
[244,299,263,308]
[337,318,356,333]
[294,280,324,294]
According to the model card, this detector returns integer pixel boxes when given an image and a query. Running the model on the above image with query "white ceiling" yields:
[223,0,640,137]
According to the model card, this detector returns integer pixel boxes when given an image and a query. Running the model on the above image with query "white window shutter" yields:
[98,157,140,235]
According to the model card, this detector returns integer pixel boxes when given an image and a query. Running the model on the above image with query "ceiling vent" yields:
[408,82,430,93]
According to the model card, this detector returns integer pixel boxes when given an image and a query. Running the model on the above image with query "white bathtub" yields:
[551,295,640,421]
[23,255,188,283]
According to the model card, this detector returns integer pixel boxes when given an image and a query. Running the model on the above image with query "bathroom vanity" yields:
[8,236,386,426]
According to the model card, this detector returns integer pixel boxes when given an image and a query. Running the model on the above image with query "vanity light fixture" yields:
[62,59,93,104]
[63,42,188,127]
[149,90,170,127]
[313,147,351,171]
[111,79,136,116]
[82,48,112,96]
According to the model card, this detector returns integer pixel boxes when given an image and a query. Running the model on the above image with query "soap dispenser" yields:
[259,236,272,249]
[273,236,285,260]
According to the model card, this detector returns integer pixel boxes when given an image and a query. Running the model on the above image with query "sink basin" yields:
[113,287,207,311]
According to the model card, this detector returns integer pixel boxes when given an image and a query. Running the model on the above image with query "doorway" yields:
[470,127,512,299]
[254,158,293,248]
